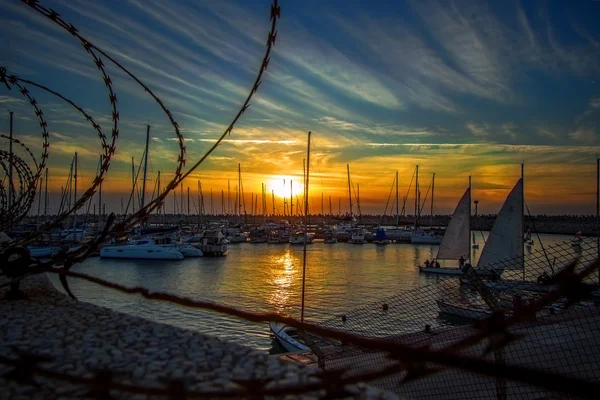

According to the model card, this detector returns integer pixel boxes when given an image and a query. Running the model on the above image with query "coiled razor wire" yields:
[0,0,281,296]
[2,1,600,399]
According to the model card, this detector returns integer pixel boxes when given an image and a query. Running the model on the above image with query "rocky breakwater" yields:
[0,274,396,399]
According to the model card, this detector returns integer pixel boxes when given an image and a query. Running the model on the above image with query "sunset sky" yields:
[1,0,599,216]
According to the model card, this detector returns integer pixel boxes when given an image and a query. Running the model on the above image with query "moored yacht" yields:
[289,231,314,245]
[268,229,290,244]
[348,228,367,244]
[100,238,184,260]
[196,229,228,256]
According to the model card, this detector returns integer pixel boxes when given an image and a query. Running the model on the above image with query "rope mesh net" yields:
[302,238,600,399]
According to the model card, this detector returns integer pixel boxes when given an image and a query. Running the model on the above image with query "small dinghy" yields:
[269,321,310,352]
[436,300,492,320]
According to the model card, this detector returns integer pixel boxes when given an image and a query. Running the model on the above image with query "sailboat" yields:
[373,227,390,245]
[475,177,524,272]
[418,186,475,275]
[270,132,312,353]
[437,177,525,316]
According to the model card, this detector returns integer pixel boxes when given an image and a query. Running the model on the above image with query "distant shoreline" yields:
[19,214,600,237]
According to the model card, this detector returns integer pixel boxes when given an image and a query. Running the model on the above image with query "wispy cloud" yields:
[569,127,598,144]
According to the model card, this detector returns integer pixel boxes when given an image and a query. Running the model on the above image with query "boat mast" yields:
[187,187,190,216]
[272,190,275,215]
[290,180,293,217]
[469,175,472,264]
[228,180,231,215]
[197,180,201,228]
[72,152,78,240]
[347,164,353,219]
[321,193,324,216]
[98,155,103,222]
[521,162,525,276]
[36,174,42,228]
[414,165,419,229]
[43,168,48,223]
[8,111,13,209]
[430,173,435,229]
[131,157,135,214]
[141,125,151,209]
[157,171,161,217]
[238,164,242,223]
[396,171,399,227]
[329,195,332,216]
[283,179,287,216]
[597,156,599,284]
[357,183,361,222]
[300,131,311,323]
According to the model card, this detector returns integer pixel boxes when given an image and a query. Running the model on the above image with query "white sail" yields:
[476,179,524,270]
[436,188,471,260]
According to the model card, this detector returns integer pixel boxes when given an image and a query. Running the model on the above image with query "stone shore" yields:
[0,274,397,399]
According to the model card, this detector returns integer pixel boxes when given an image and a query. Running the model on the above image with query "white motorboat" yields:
[289,231,314,245]
[269,321,309,352]
[268,230,290,244]
[227,232,248,243]
[197,229,228,256]
[348,229,367,244]
[100,239,184,260]
[386,228,412,243]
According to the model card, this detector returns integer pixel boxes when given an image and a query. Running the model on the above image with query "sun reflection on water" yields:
[269,250,299,314]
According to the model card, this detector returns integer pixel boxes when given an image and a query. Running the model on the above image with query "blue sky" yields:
[1,0,599,215]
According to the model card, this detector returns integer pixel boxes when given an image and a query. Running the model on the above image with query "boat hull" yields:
[100,246,184,260]
[419,266,503,277]
[484,280,553,293]
[178,246,203,257]
[28,246,60,258]
[436,300,490,320]
[269,321,309,352]
[373,240,390,245]
[228,235,247,243]
[411,236,442,245]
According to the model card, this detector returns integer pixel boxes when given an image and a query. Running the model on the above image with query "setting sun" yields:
[267,176,305,200]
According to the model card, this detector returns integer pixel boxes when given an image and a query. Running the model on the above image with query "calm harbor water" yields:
[49,233,573,352]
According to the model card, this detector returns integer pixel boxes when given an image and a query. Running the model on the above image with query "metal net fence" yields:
[302,238,600,399]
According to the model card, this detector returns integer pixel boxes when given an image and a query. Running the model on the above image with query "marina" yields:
[45,232,578,351]
[1,0,600,397]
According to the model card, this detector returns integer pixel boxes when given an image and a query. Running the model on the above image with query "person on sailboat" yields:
[459,256,465,268]
[424,259,430,268]
[435,260,440,268]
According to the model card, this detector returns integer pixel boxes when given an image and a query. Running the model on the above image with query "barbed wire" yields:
[2,1,599,398]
